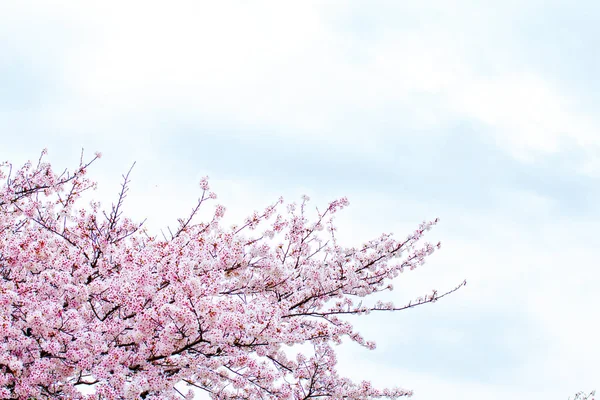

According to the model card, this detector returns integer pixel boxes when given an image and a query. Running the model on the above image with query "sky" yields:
[1,1,599,399]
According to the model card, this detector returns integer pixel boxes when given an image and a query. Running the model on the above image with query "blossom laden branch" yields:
[0,150,465,399]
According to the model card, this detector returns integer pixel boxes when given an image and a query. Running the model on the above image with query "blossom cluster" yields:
[0,152,464,399]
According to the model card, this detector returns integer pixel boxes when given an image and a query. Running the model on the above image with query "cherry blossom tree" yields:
[0,151,465,399]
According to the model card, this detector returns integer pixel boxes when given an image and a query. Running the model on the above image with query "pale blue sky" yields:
[1,2,598,399]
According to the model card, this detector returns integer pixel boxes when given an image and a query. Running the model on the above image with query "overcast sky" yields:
[1,1,599,399]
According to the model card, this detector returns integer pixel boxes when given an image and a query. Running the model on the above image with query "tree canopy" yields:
[0,151,464,399]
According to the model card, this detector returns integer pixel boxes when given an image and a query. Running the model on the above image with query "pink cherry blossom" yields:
[0,151,465,399]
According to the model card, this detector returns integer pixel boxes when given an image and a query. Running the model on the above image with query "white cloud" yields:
[450,73,600,162]
[6,0,599,168]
